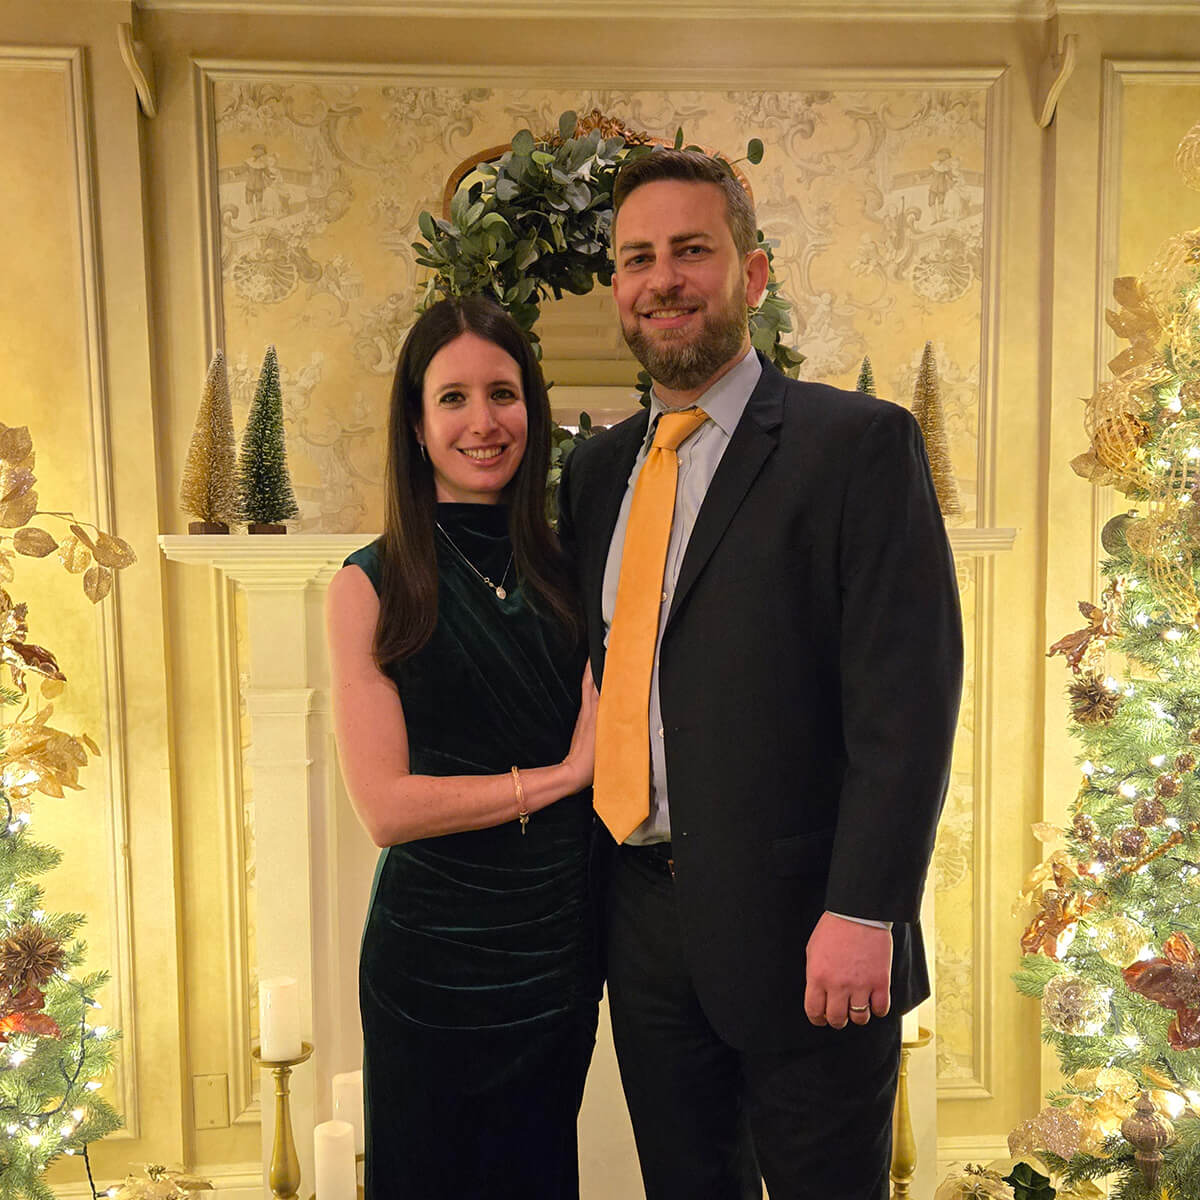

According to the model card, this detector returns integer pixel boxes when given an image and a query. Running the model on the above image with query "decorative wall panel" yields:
[199,63,1000,1089]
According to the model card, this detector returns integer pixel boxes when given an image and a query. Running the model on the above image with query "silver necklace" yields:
[436,522,514,600]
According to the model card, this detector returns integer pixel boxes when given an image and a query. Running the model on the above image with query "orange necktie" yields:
[594,407,710,843]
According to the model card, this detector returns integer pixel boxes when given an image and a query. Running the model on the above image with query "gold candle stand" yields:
[253,1041,314,1200]
[890,1025,932,1200]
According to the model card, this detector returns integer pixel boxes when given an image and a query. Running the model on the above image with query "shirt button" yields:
[661,591,668,603]
[658,726,664,738]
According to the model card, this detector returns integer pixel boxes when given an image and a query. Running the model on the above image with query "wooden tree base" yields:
[188,521,230,534]
[248,523,287,535]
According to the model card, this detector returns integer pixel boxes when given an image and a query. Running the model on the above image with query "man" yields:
[558,149,962,1199]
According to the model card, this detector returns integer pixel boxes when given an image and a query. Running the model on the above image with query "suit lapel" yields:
[667,362,785,626]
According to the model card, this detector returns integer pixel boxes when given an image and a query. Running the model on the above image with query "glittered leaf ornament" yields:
[84,564,112,604]
[92,531,137,569]
[1106,275,1164,374]
[109,1165,214,1199]
[12,527,56,558]
[1049,600,1121,674]
[0,423,34,463]
[1009,1104,1083,1160]
[0,589,65,693]
[1022,888,1087,959]
[0,985,61,1043]
[1122,932,1200,1050]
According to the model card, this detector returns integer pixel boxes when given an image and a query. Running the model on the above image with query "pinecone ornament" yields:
[1134,797,1167,827]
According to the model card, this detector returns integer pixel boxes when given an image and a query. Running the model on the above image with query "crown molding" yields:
[135,0,1056,19]
[123,0,1200,19]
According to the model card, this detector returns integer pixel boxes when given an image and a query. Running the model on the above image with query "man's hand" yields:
[804,911,893,1029]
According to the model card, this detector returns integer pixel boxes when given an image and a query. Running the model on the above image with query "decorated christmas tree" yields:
[1011,119,1200,1198]
[180,350,240,533]
[912,341,962,520]
[237,346,299,532]
[856,354,877,396]
[0,422,132,1198]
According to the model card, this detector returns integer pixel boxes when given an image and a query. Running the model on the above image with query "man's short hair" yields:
[612,148,758,257]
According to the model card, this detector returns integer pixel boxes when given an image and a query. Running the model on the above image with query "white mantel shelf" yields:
[159,526,1017,567]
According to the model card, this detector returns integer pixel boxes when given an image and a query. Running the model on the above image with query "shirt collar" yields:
[644,346,762,451]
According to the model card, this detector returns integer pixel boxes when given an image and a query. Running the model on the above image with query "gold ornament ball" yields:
[1092,839,1117,865]
[1042,974,1110,1036]
[1176,751,1197,773]
[1134,796,1167,827]
[1092,916,1151,967]
[1155,773,1183,798]
[1072,812,1099,843]
[1112,826,1149,858]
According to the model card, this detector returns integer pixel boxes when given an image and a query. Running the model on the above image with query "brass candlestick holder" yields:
[890,1025,932,1200]
[253,1041,314,1200]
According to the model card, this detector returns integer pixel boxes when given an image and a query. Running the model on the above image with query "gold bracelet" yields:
[510,766,529,835]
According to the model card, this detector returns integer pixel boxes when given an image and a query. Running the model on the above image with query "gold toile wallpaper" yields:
[210,76,990,1085]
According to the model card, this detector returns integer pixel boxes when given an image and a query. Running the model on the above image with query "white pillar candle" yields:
[258,976,302,1062]
[332,1069,365,1155]
[902,1007,921,1045]
[314,1119,357,1200]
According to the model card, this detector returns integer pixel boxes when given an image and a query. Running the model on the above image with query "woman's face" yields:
[417,331,529,505]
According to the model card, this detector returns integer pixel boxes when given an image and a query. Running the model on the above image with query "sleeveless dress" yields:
[345,504,599,1200]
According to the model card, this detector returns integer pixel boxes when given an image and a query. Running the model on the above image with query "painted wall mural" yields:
[210,73,991,1086]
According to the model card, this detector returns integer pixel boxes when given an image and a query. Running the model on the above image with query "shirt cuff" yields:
[828,911,893,931]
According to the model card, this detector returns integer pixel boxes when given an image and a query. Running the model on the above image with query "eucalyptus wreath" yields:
[411,110,804,495]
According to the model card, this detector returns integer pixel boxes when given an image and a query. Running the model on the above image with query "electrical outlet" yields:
[191,1074,229,1129]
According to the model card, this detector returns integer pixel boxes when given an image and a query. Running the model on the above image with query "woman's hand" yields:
[562,661,599,792]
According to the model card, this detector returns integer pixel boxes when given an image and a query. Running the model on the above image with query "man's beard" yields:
[621,288,748,394]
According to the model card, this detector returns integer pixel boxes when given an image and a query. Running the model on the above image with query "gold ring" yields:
[849,1003,870,1013]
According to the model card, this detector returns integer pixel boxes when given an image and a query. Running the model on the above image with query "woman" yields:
[326,296,600,1199]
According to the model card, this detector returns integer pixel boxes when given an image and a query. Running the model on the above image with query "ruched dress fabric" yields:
[345,504,599,1200]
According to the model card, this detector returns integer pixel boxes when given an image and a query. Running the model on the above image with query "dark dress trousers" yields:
[558,356,962,1195]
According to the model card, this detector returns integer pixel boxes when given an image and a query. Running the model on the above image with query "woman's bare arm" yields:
[326,564,596,847]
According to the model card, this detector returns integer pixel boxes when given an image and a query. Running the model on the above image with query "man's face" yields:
[611,179,768,402]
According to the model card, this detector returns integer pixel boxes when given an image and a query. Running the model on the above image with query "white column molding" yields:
[160,535,377,1196]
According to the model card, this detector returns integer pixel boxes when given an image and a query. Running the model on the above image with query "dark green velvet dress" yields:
[345,504,599,1200]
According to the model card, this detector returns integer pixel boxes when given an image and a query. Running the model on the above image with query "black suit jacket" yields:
[558,356,963,1052]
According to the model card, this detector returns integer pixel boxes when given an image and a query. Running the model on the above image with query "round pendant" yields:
[495,586,507,600]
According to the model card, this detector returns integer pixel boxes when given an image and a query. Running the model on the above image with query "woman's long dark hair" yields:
[375,295,581,668]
